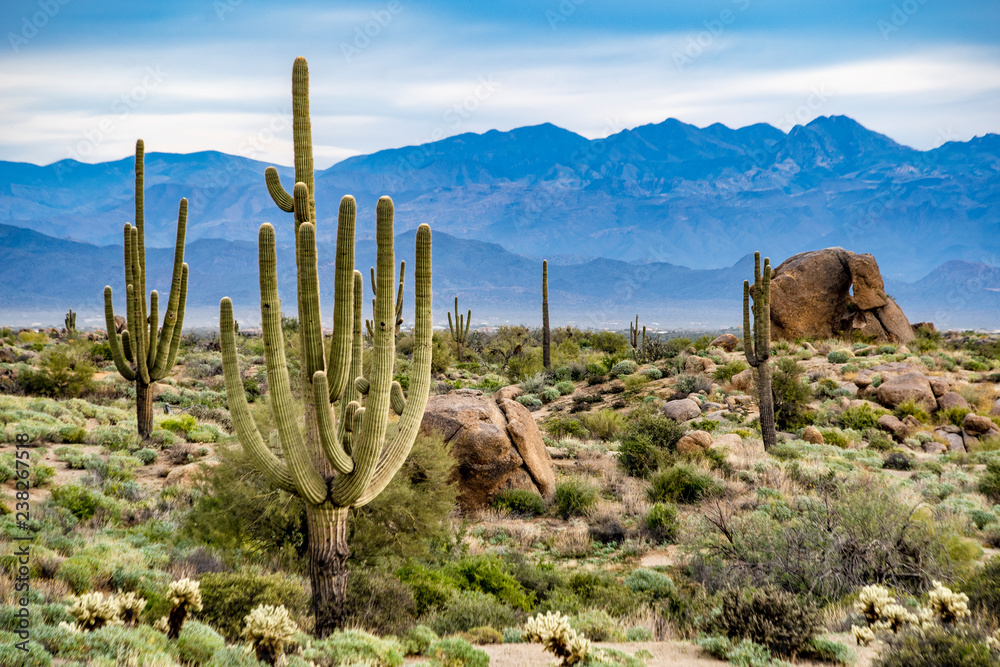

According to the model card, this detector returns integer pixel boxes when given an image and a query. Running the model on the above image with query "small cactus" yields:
[629,315,645,355]
[524,611,593,666]
[925,580,970,625]
[447,296,471,362]
[116,591,147,627]
[166,577,202,639]
[243,604,299,666]
[67,592,121,632]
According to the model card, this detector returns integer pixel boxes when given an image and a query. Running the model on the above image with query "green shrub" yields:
[342,567,417,636]
[579,409,625,441]
[396,563,459,616]
[402,625,438,656]
[545,416,589,439]
[205,646,264,666]
[446,555,535,612]
[554,380,575,396]
[644,502,679,543]
[648,464,722,504]
[837,403,885,431]
[58,425,86,444]
[178,621,227,666]
[617,409,686,478]
[516,394,543,411]
[802,637,854,665]
[461,626,503,645]
[135,448,158,465]
[555,477,598,518]
[714,360,749,383]
[304,629,404,667]
[540,387,561,403]
[19,346,95,398]
[570,609,623,642]
[961,555,1000,617]
[940,407,972,428]
[711,587,822,659]
[827,350,852,364]
[610,360,639,377]
[50,484,115,521]
[0,631,51,667]
[427,637,489,667]
[625,626,654,642]
[199,571,309,641]
[491,489,546,516]
[978,460,1000,503]
[642,367,663,380]
[895,400,930,423]
[873,626,998,667]
[772,357,813,430]
[429,591,520,635]
[624,568,676,600]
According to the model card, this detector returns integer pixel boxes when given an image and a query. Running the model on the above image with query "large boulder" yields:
[676,430,713,455]
[936,392,970,412]
[661,398,702,421]
[875,372,937,411]
[420,389,555,511]
[710,334,740,352]
[763,248,914,343]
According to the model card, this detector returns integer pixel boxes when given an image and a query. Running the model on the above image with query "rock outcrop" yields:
[764,248,914,343]
[420,389,555,511]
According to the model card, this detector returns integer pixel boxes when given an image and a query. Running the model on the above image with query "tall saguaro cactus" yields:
[220,57,433,637]
[447,296,470,362]
[64,309,76,337]
[104,140,189,438]
[743,251,776,450]
[629,315,645,356]
[542,260,551,370]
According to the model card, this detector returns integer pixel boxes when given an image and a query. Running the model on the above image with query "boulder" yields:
[962,413,1000,437]
[710,334,740,352]
[764,247,914,343]
[661,398,702,421]
[495,385,524,402]
[676,430,713,455]
[877,415,909,441]
[935,426,965,453]
[923,440,946,455]
[685,356,715,374]
[712,433,742,450]
[875,372,937,411]
[902,415,923,430]
[936,392,970,412]
[420,389,555,510]
[731,368,754,391]
[114,315,127,334]
[802,425,824,444]
[927,376,950,398]
[853,371,875,388]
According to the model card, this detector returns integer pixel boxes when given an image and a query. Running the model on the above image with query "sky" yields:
[1,0,999,169]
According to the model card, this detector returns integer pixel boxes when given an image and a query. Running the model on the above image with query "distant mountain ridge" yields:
[1,115,998,284]
[2,223,998,330]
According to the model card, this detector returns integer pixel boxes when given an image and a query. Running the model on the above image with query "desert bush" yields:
[711,587,823,659]
[545,416,589,439]
[491,489,546,517]
[642,367,663,380]
[517,394,543,410]
[978,460,1000,503]
[772,357,813,430]
[579,409,624,441]
[883,452,912,470]
[50,484,117,522]
[402,625,438,656]
[178,620,226,666]
[644,502,679,543]
[58,425,86,444]
[303,629,404,667]
[429,591,520,635]
[445,555,535,612]
[714,360,749,383]
[199,571,309,641]
[0,631,51,666]
[837,403,885,431]
[675,374,712,395]
[960,555,1000,618]
[872,626,998,667]
[19,346,95,398]
[541,387,561,403]
[427,637,489,667]
[624,568,676,600]
[342,567,417,635]
[827,350,852,364]
[617,409,686,478]
[895,399,930,423]
[570,609,623,642]
[555,477,598,518]
[461,626,503,645]
[610,360,639,377]
[554,380,576,395]
[648,464,722,504]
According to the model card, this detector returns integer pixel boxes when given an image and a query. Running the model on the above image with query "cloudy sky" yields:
[2,0,998,168]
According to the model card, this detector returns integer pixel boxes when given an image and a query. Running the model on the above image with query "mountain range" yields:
[1,115,998,329]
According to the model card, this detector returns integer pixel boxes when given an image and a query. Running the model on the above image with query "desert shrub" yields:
[837,403,885,431]
[0,631,51,666]
[570,609,623,641]
[772,357,813,430]
[491,489,546,517]
[402,625,438,656]
[178,621,226,666]
[867,431,895,452]
[675,373,712,395]
[827,350,852,364]
[648,464,722,504]
[940,407,972,428]
[589,331,631,355]
[161,413,197,436]
[610,360,639,377]
[517,394,543,411]
[427,637,489,667]
[714,360,749,383]
[624,568,676,600]
[540,387,561,403]
[711,587,823,659]
[642,367,663,380]
[960,555,1000,618]
[625,626,654,642]
[883,452,912,470]
[445,555,535,612]
[58,425,86,444]
[872,626,998,667]
[50,484,116,522]
[461,626,503,645]
[644,502,679,543]
[895,400,930,423]
[303,629,404,667]
[396,563,459,616]
[978,460,1000,503]
[340,567,417,635]
[199,571,309,641]
[588,513,627,545]
[545,416,589,439]
[554,380,575,395]
[19,346,95,398]
[555,477,598,518]
[617,409,686,478]
[429,591,520,635]
[431,332,454,374]
[520,373,548,395]
[135,448,158,465]
[579,409,624,441]
[564,571,646,617]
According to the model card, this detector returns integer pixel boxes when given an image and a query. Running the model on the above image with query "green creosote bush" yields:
[872,625,998,667]
[714,360,749,383]
[58,425,87,444]
[427,637,489,667]
[301,629,404,667]
[340,567,418,636]
[648,464,723,504]
[554,380,575,395]
[579,409,625,441]
[555,477,598,518]
[491,489,546,517]
[827,350,852,364]
[960,555,1000,618]
[445,555,535,612]
[50,484,118,523]
[429,591,521,636]
[837,403,885,431]
[644,502,679,543]
[461,626,503,645]
[541,387,561,404]
[772,357,813,430]
[402,625,438,656]
[711,587,823,659]
[545,416,589,439]
[616,408,686,478]
[977,460,1000,503]
[624,568,676,600]
[517,394,543,411]
[198,571,309,641]
[894,399,930,423]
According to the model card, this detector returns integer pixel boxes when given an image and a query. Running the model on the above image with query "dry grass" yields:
[550,520,592,558]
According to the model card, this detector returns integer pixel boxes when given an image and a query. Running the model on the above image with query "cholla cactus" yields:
[852,624,876,646]
[67,592,121,632]
[878,604,917,633]
[524,611,592,666]
[925,580,970,625]
[166,578,203,639]
[243,604,299,666]
[854,584,895,626]
[116,591,147,627]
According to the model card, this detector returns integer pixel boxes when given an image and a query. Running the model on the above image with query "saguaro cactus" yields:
[365,261,405,338]
[743,251,776,450]
[64,309,76,337]
[220,57,433,637]
[629,315,645,355]
[447,296,470,362]
[104,140,189,438]
[542,260,551,370]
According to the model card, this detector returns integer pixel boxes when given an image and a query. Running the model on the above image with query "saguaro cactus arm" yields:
[742,252,771,368]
